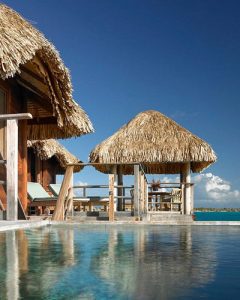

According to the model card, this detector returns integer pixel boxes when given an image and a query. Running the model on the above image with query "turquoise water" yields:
[0,225,240,299]
[195,211,240,221]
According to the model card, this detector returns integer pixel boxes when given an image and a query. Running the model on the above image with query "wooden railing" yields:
[52,163,194,221]
[147,182,194,214]
[52,163,149,221]
[71,184,133,211]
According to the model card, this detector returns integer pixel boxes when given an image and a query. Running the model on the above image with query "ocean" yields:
[195,211,240,221]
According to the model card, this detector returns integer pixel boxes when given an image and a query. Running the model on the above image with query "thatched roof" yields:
[89,110,217,174]
[27,139,82,173]
[0,4,94,139]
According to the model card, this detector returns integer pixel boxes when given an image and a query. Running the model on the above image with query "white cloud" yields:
[193,173,240,207]
[155,173,240,208]
[170,111,187,119]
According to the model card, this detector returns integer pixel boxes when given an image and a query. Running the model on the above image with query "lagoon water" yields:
[0,225,240,300]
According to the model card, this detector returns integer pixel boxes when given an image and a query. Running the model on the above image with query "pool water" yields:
[0,225,240,299]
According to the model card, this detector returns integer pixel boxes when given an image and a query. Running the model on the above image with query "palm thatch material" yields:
[28,139,83,173]
[89,110,217,174]
[0,4,94,139]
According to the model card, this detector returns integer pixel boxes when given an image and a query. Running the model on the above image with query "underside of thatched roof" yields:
[27,139,83,173]
[0,4,94,139]
[89,110,217,174]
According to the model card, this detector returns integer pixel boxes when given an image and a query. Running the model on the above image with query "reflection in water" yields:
[6,231,19,300]
[0,226,240,299]
[91,227,217,300]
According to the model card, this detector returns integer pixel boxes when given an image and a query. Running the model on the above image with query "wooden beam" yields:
[16,77,49,101]
[0,113,32,120]
[28,117,57,125]
[21,66,46,85]
[52,166,74,221]
[109,174,115,222]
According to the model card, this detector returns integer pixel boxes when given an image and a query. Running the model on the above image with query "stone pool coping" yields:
[1,220,240,231]
[0,220,50,232]
[51,220,240,226]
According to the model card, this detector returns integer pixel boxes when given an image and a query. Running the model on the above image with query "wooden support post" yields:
[139,171,145,214]
[181,183,185,214]
[113,166,117,212]
[0,113,32,221]
[182,162,191,215]
[52,166,74,221]
[67,171,74,217]
[191,184,194,213]
[109,173,115,221]
[6,119,18,221]
[117,165,123,211]
[134,164,140,218]
[145,180,148,213]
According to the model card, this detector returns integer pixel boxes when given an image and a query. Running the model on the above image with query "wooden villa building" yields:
[27,139,82,193]
[89,110,217,221]
[0,4,93,220]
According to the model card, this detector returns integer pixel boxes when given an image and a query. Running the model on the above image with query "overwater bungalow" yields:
[89,110,217,222]
[0,4,93,220]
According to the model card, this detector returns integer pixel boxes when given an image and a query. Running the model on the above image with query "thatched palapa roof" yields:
[89,110,217,174]
[0,4,93,139]
[28,139,82,173]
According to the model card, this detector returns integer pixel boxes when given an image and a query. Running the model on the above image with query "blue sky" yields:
[4,0,240,207]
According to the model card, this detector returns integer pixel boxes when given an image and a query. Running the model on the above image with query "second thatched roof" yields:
[28,139,82,173]
[0,4,93,139]
[89,110,217,174]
